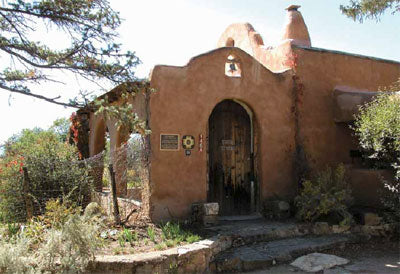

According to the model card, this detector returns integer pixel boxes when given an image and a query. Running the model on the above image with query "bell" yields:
[229,62,237,72]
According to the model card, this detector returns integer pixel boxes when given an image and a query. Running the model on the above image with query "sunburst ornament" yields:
[182,135,195,149]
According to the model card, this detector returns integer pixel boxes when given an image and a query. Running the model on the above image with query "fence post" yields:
[109,164,121,225]
[22,167,34,220]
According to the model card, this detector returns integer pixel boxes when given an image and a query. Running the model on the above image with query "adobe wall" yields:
[148,47,295,221]
[292,47,400,203]
[88,85,149,195]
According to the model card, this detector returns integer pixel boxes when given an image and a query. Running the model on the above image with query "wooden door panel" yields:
[209,100,252,215]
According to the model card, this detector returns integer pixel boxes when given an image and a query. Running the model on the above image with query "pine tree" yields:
[0,0,139,108]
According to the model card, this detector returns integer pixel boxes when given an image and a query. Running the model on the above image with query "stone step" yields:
[210,234,355,273]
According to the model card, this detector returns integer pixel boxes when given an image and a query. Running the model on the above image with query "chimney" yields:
[281,5,311,47]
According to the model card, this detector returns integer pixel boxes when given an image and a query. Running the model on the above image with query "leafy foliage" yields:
[0,0,140,107]
[295,164,354,225]
[94,88,152,135]
[340,0,400,22]
[353,91,400,225]
[49,117,70,142]
[0,129,92,222]
[353,92,400,167]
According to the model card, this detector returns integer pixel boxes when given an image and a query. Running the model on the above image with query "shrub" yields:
[36,212,102,272]
[295,164,353,225]
[0,130,92,222]
[353,92,400,225]
[353,92,400,167]
[0,236,33,274]
[0,201,103,273]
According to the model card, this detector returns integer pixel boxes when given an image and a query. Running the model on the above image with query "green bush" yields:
[353,93,400,167]
[295,164,353,225]
[353,92,400,225]
[0,129,92,222]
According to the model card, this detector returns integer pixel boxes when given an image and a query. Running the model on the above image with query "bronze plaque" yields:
[160,134,179,151]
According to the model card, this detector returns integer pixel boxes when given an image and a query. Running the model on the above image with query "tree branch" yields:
[0,83,81,108]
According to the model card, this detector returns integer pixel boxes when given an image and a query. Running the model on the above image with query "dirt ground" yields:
[247,238,400,274]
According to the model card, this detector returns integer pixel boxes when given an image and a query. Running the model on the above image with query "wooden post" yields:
[108,164,121,225]
[22,167,34,220]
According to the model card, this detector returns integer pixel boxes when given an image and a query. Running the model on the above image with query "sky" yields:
[0,0,399,144]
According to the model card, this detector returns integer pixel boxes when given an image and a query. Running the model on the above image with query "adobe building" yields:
[76,5,400,222]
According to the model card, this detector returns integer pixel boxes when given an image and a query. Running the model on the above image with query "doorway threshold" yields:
[219,212,262,221]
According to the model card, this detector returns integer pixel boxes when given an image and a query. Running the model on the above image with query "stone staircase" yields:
[89,218,390,273]
[209,234,354,272]
[204,219,362,273]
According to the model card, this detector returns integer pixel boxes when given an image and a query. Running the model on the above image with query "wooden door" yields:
[208,100,252,215]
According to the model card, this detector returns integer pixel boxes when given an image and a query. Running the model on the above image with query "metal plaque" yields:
[160,134,179,151]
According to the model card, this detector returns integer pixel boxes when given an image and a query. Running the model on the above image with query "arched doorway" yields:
[208,100,255,215]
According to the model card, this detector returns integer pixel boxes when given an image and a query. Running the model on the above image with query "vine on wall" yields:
[68,111,90,159]
[285,51,310,189]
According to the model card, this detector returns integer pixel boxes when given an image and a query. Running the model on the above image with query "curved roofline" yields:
[154,47,292,76]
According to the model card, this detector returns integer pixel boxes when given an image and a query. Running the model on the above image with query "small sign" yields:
[182,135,195,150]
[221,140,234,146]
[221,139,235,151]
[160,134,179,151]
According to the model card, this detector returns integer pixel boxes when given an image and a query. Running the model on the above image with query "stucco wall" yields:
[148,47,295,221]
[291,47,400,207]
[292,47,400,170]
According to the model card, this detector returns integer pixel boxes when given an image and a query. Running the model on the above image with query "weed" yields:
[168,262,179,274]
[118,228,137,247]
[165,239,176,247]
[147,226,156,242]
[112,246,123,255]
[185,234,201,244]
[160,221,201,244]
[154,242,166,250]
[7,223,20,238]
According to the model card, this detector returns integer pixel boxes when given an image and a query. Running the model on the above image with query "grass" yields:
[160,221,201,244]
[147,226,156,242]
[117,228,138,247]
[104,222,202,255]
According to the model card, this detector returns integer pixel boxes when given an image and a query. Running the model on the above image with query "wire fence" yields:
[0,136,150,225]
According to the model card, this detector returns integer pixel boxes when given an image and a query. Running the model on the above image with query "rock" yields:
[332,225,350,234]
[203,203,219,215]
[291,253,349,272]
[278,201,290,211]
[203,215,218,227]
[314,222,331,235]
[191,202,219,226]
[363,212,381,226]
[324,267,351,274]
[263,200,291,220]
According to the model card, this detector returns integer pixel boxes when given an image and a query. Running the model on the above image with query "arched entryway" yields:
[208,100,256,215]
